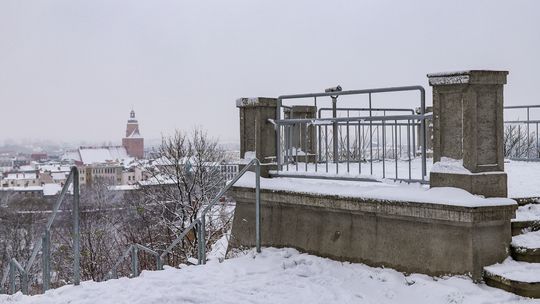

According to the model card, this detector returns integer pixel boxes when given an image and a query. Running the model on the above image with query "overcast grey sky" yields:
[1,0,539,144]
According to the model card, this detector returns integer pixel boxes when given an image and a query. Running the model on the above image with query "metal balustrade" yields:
[0,167,80,295]
[272,86,430,183]
[504,105,540,161]
[106,158,261,280]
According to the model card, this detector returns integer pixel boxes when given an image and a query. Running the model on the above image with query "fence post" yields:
[200,216,206,264]
[42,230,51,292]
[72,167,81,285]
[156,255,162,271]
[332,96,339,163]
[197,221,203,265]
[9,262,15,295]
[255,162,261,253]
[131,245,139,277]
[20,271,28,295]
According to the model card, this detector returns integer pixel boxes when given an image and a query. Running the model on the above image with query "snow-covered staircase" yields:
[483,201,540,298]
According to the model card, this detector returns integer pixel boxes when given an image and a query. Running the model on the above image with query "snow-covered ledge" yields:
[230,173,517,280]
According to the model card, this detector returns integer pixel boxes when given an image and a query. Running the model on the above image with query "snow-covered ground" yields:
[275,159,540,198]
[2,248,536,304]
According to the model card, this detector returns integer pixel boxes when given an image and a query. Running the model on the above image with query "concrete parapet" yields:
[229,186,516,280]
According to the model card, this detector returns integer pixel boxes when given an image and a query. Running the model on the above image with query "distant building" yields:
[1,171,40,188]
[31,153,48,162]
[63,146,131,165]
[80,164,123,186]
[122,110,144,159]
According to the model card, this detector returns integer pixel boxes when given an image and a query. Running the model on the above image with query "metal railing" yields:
[273,86,429,183]
[0,167,80,295]
[504,105,540,161]
[106,158,261,280]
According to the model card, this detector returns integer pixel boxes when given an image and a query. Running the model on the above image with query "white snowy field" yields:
[2,248,536,304]
[275,159,540,198]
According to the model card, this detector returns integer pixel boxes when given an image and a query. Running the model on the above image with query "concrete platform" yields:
[274,159,540,199]
[230,173,517,280]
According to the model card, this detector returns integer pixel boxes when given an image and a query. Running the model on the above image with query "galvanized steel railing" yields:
[106,158,261,280]
[0,167,80,295]
[273,86,430,183]
[504,105,540,161]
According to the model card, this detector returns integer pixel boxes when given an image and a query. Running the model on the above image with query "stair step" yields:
[484,258,540,298]
[512,203,540,236]
[512,220,540,236]
[512,231,540,262]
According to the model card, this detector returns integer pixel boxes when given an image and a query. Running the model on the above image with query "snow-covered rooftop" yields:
[62,146,133,165]
[4,172,38,180]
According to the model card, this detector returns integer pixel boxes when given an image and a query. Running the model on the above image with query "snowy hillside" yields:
[2,248,535,304]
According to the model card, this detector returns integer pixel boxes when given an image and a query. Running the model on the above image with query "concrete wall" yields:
[230,187,516,280]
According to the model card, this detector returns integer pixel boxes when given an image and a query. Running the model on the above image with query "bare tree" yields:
[137,128,228,266]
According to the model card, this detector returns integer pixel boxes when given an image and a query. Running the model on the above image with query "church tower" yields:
[122,110,144,158]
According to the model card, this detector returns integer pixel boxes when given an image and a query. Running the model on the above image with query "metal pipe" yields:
[72,167,81,286]
[131,245,139,277]
[278,85,426,100]
[419,88,427,180]
[256,162,261,253]
[332,96,339,163]
[42,230,51,292]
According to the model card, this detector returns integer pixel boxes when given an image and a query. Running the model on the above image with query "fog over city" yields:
[1,0,539,145]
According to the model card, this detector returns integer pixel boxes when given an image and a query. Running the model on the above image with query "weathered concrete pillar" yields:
[237,97,278,176]
[283,106,317,159]
[428,70,508,197]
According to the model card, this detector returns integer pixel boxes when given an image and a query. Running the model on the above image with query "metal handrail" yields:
[8,259,28,295]
[272,111,431,183]
[504,104,540,161]
[106,244,162,280]
[277,86,427,179]
[199,158,261,264]
[504,105,540,109]
[106,158,261,279]
[0,166,80,295]
[272,113,432,125]
[318,107,415,117]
